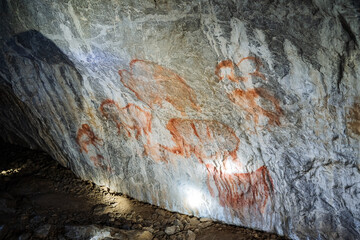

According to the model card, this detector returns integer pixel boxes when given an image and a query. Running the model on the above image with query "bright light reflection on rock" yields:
[186,187,204,209]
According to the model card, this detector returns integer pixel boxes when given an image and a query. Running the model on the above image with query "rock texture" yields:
[0,0,359,239]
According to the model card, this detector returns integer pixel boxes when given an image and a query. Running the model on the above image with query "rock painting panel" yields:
[228,88,282,126]
[206,164,274,219]
[107,58,276,219]
[146,117,274,217]
[160,118,240,164]
[119,59,201,115]
[76,123,110,171]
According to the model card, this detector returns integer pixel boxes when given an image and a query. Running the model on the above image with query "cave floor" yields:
[0,142,288,240]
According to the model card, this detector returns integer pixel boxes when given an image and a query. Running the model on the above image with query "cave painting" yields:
[237,56,266,81]
[206,164,274,219]
[100,99,152,139]
[215,60,241,82]
[119,59,201,115]
[216,56,282,126]
[99,99,168,163]
[228,88,282,126]
[215,56,266,83]
[159,118,240,164]
[76,123,110,171]
[85,59,276,218]
[76,124,102,154]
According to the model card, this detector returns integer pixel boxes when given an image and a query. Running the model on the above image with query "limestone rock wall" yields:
[0,0,359,239]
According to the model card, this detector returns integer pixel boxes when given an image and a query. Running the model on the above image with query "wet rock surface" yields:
[0,142,287,240]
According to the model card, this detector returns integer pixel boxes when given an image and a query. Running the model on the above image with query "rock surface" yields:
[0,0,359,239]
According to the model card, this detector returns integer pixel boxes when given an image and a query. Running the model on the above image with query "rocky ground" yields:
[0,142,288,240]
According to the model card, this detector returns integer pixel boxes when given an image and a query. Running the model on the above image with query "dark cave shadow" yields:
[3,29,76,67]
[1,29,85,87]
[0,30,86,171]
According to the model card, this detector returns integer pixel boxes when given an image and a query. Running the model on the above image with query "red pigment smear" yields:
[90,154,112,172]
[228,88,282,126]
[99,99,169,164]
[237,56,266,81]
[76,124,111,171]
[206,164,274,218]
[100,99,152,139]
[215,60,241,82]
[119,59,201,115]
[90,154,104,166]
[160,118,240,164]
[76,123,103,153]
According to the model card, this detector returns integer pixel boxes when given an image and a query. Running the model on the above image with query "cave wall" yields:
[0,0,359,239]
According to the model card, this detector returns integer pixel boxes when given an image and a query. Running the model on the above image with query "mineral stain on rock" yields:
[347,102,360,137]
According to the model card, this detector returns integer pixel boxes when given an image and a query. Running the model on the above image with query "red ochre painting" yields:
[99,99,168,163]
[160,118,240,164]
[76,124,102,153]
[73,59,276,218]
[76,123,110,171]
[215,56,265,83]
[215,60,242,82]
[119,59,201,115]
[237,56,266,81]
[228,88,282,126]
[100,99,152,139]
[206,164,274,220]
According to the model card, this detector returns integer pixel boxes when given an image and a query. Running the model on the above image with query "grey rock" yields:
[0,0,359,239]
[155,209,166,217]
[93,204,106,215]
[187,230,196,240]
[165,225,179,235]
[142,227,154,233]
[19,233,32,240]
[0,193,15,214]
[173,219,184,230]
[64,225,152,240]
[199,218,210,222]
[34,224,51,238]
[189,218,200,226]
[199,222,212,229]
[30,216,45,226]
